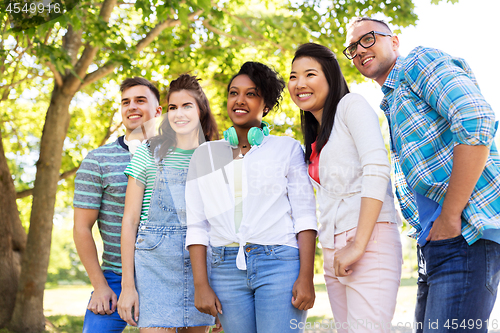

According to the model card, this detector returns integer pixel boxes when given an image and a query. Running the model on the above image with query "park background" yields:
[1,0,500,331]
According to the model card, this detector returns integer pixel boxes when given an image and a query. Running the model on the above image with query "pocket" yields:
[271,245,299,261]
[211,247,224,268]
[485,240,500,295]
[426,234,464,247]
[135,233,164,250]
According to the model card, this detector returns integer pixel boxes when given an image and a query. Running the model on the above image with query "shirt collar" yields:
[381,56,404,95]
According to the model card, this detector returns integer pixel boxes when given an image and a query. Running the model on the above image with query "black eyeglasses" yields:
[343,31,393,60]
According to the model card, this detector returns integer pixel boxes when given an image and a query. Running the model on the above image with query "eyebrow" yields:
[121,95,148,102]
[290,68,319,74]
[168,102,194,107]
[229,86,257,91]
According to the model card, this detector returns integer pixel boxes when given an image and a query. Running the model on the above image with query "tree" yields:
[0,0,454,331]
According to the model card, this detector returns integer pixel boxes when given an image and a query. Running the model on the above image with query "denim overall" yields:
[134,164,214,328]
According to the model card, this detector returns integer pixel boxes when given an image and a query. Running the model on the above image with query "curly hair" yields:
[227,62,285,117]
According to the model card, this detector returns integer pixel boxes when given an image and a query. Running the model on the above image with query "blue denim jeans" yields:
[415,236,500,332]
[210,244,308,333]
[82,270,127,333]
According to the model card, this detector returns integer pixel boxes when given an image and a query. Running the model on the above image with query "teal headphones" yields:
[223,121,270,147]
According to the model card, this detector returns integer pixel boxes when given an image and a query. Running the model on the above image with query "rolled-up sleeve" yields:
[405,51,497,147]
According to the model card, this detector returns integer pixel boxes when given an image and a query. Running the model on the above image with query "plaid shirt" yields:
[381,46,500,244]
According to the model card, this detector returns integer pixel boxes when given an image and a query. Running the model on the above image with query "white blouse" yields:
[185,135,318,270]
[313,93,401,249]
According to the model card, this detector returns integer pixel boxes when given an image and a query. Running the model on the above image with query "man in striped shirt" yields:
[73,77,161,332]
[346,17,500,332]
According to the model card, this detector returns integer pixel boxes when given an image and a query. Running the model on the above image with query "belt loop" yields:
[221,246,225,261]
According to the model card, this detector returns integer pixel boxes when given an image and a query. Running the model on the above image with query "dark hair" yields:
[120,77,160,104]
[227,61,285,117]
[150,74,219,159]
[346,17,393,34]
[291,43,350,162]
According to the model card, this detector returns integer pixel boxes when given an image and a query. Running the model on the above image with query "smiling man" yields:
[345,17,500,332]
[73,77,161,332]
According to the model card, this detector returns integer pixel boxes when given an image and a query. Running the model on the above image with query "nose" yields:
[235,94,245,105]
[129,100,138,110]
[356,43,367,57]
[296,76,306,89]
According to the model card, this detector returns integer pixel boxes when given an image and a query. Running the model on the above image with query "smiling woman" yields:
[289,43,402,333]
[117,74,219,333]
[186,62,318,333]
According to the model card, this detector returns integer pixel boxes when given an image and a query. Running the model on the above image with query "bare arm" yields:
[427,144,489,241]
[334,197,383,277]
[188,244,222,317]
[73,208,117,315]
[117,176,144,326]
[292,229,316,310]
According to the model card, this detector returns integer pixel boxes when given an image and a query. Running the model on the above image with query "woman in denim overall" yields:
[118,74,219,332]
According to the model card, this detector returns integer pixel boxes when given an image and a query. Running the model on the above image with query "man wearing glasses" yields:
[345,17,500,332]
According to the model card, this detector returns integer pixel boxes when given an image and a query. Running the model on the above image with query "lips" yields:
[174,120,189,125]
[362,56,374,66]
[233,109,249,114]
[296,92,313,101]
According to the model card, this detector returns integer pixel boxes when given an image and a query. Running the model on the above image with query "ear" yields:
[263,107,269,116]
[391,35,400,52]
[155,106,162,117]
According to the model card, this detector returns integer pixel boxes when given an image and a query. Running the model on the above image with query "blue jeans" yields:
[210,244,308,333]
[82,270,127,333]
[415,236,500,332]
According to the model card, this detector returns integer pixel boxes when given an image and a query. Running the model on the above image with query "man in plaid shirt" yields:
[345,17,500,332]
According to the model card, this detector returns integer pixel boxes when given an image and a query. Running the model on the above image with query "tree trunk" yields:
[8,85,73,333]
[0,130,24,328]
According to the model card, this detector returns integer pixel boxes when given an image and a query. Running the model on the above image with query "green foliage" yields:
[0,0,434,286]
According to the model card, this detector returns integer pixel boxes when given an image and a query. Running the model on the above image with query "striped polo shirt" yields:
[124,143,194,224]
[73,136,130,274]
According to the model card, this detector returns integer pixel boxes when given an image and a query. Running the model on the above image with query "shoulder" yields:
[264,135,304,155]
[338,92,369,108]
[404,46,464,73]
[266,134,300,147]
[336,93,375,119]
[84,138,128,162]
[403,46,473,84]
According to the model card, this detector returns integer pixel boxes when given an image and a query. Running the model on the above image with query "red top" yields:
[308,141,321,184]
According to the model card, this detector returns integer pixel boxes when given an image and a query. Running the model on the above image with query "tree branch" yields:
[82,8,203,88]
[136,8,202,52]
[46,62,63,87]
[99,0,117,21]
[15,165,79,199]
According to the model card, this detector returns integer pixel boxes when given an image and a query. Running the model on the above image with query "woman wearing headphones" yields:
[185,62,318,333]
